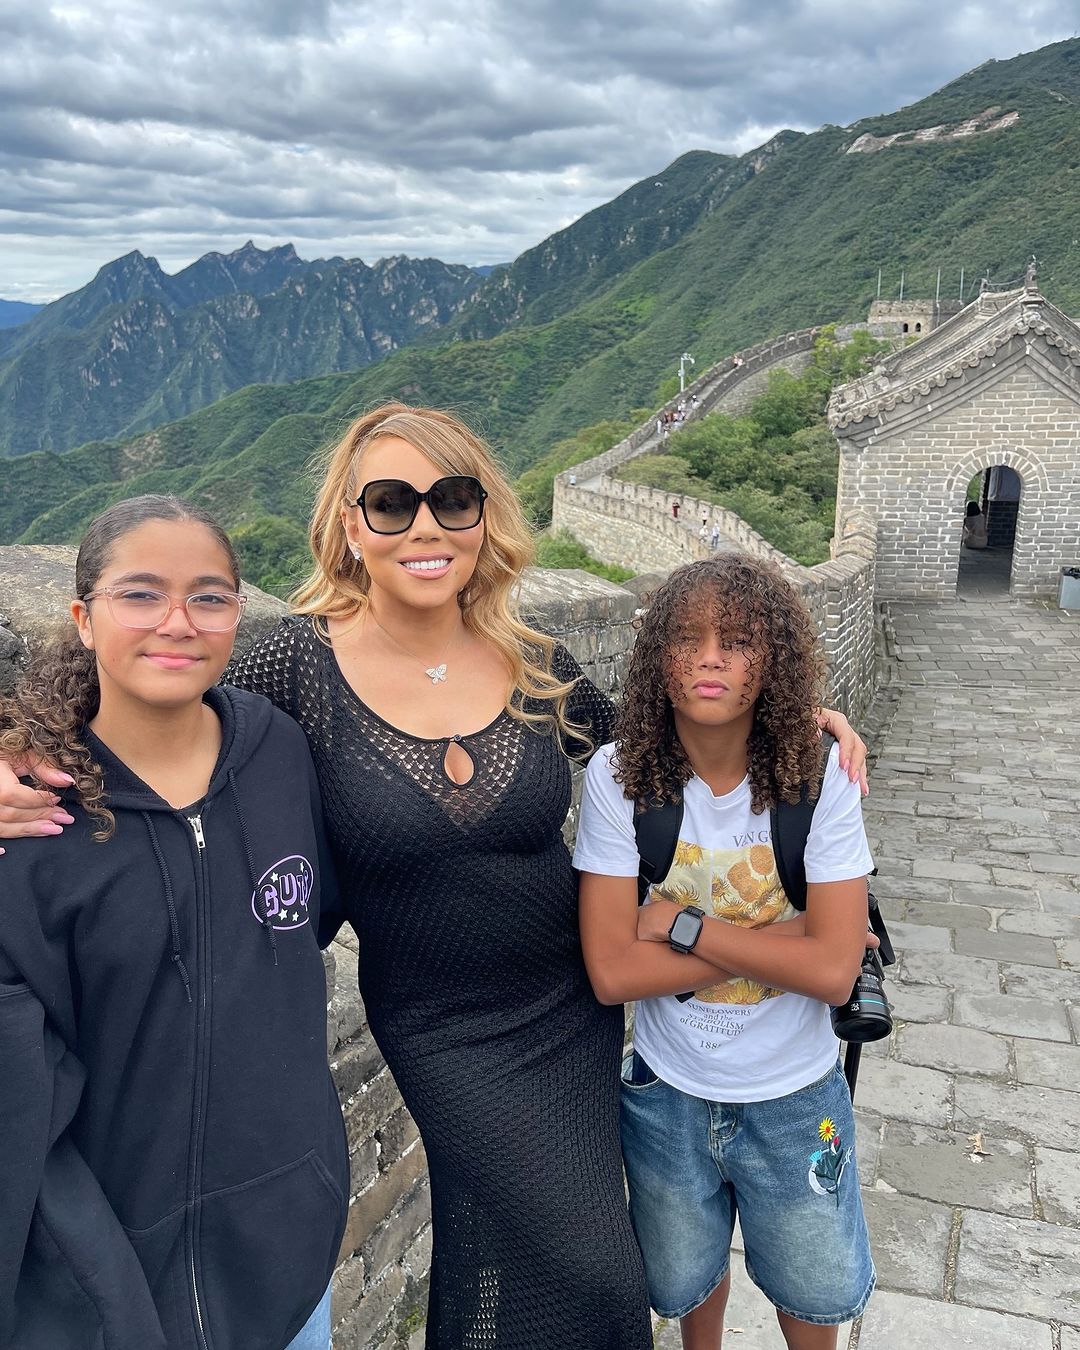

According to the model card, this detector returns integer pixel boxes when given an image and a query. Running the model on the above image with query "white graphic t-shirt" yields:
[573,742,874,1103]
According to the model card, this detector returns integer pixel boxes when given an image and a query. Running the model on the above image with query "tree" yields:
[231,515,311,599]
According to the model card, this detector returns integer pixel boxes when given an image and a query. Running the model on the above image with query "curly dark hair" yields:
[613,553,827,814]
[0,495,240,840]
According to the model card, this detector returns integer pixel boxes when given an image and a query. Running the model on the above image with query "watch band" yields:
[668,904,705,954]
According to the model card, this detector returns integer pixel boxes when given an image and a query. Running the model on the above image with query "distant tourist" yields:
[569,472,577,487]
[698,522,708,544]
[963,500,988,549]
[574,554,877,1350]
[672,498,681,519]
[710,520,721,550]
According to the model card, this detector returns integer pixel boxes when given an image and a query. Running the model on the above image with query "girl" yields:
[573,554,876,1350]
[0,497,348,1350]
[0,406,867,1349]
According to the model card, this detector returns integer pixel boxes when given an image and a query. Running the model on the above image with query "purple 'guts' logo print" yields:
[252,855,314,931]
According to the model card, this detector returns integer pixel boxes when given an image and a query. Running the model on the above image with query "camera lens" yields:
[830,952,893,1043]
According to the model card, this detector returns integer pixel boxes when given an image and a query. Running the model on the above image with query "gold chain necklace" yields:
[366,611,459,686]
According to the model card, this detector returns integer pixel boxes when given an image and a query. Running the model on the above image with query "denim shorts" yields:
[620,1052,875,1325]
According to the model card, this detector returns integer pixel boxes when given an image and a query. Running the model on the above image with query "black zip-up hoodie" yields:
[0,686,350,1350]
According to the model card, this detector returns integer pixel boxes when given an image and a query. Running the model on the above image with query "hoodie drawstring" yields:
[228,769,278,966]
[142,811,193,1004]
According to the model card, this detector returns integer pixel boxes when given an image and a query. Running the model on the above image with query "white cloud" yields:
[0,0,1073,300]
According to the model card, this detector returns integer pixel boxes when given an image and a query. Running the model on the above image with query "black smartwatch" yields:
[668,905,705,954]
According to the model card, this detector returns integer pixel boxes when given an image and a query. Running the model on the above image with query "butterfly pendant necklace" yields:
[366,611,458,687]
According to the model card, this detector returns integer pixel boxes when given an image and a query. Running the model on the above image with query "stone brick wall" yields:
[832,340,1080,599]
[0,545,640,1350]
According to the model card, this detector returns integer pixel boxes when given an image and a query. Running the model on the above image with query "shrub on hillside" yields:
[535,529,634,583]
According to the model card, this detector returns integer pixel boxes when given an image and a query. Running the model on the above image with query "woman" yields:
[0,404,866,1348]
[0,497,347,1350]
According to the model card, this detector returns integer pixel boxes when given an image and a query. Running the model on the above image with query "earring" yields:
[351,546,362,561]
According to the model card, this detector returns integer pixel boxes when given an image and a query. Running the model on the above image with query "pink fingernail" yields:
[51,813,75,825]
[40,823,64,835]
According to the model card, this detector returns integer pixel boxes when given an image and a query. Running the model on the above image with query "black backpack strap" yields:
[633,796,684,906]
[770,733,835,911]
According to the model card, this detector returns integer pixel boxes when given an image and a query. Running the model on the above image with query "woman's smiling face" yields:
[342,435,485,614]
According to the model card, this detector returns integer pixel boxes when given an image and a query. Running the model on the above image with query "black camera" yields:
[830,944,893,1043]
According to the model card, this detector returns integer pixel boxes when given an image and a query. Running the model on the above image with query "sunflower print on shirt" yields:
[652,839,794,1004]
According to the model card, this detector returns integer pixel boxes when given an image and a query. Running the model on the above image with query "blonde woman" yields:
[0,404,866,1348]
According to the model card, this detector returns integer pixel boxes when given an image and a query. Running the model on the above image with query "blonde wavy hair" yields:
[291,403,582,741]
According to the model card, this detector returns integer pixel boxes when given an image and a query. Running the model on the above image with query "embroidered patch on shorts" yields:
[808,1117,852,1203]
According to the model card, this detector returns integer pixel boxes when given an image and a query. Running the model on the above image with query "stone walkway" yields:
[655,594,1080,1349]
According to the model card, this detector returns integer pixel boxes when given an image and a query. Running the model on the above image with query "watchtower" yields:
[829,272,1080,599]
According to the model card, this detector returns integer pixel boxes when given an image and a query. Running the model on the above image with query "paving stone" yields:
[1001,964,1080,1001]
[953,928,1060,968]
[1013,1039,1080,1092]
[1028,853,1080,874]
[859,1191,952,1296]
[1033,1144,1080,1228]
[912,858,992,883]
[904,898,991,930]
[1059,936,1080,968]
[954,1209,1080,1324]
[853,1285,1053,1350]
[887,981,951,1024]
[952,881,1042,910]
[952,992,1072,1041]
[854,1110,883,1185]
[879,1122,1032,1216]
[979,805,1050,825]
[884,919,952,953]
[853,1058,952,1128]
[1039,887,1080,915]
[873,875,951,904]
[1063,1328,1080,1350]
[900,951,1000,994]
[990,867,1043,889]
[998,911,1080,939]
[896,1022,1009,1078]
[953,1078,1080,1147]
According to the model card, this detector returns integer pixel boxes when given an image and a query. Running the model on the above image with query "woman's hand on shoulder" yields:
[814,707,869,795]
[0,755,75,850]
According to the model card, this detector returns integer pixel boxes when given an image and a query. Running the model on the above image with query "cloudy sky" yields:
[1,0,1074,301]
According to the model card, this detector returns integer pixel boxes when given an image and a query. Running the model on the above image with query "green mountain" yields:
[0,245,481,455]
[2,37,1078,548]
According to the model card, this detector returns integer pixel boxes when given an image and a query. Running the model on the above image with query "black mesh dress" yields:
[230,618,651,1350]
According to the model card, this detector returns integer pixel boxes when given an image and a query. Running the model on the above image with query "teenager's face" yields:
[664,598,764,730]
[73,519,239,714]
[341,435,485,616]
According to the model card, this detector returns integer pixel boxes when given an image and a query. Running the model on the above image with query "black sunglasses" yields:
[349,475,487,535]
